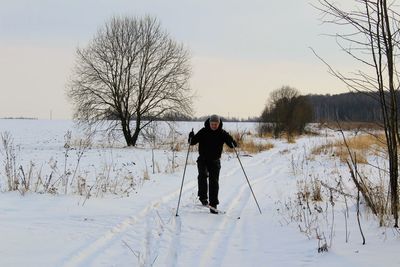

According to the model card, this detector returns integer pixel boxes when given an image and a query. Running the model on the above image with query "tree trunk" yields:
[389,124,398,227]
[390,156,398,227]
[382,0,399,227]
[131,117,141,147]
[121,118,135,146]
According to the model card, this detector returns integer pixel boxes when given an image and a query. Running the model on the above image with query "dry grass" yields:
[283,133,297,144]
[346,134,385,150]
[237,139,274,154]
[225,132,274,154]
[172,141,183,152]
[335,147,369,164]
[225,140,274,154]
[311,133,386,164]
[297,178,323,202]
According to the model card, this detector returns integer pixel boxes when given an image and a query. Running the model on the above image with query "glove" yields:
[231,140,237,148]
[188,130,194,143]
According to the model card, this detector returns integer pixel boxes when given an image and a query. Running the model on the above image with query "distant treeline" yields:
[306,92,397,122]
[150,91,393,123]
[108,91,396,123]
[156,115,260,122]
[105,112,260,122]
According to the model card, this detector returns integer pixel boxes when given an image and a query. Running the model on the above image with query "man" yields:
[188,114,237,214]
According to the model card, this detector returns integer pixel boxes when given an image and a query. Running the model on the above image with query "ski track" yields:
[197,179,256,267]
[62,177,198,267]
[62,148,283,267]
[158,215,182,266]
[197,152,282,267]
[200,173,280,266]
[178,151,272,266]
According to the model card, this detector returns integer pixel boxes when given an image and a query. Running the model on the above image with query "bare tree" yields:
[313,0,400,226]
[67,16,193,146]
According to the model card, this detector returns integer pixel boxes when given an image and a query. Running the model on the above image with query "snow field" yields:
[0,120,399,266]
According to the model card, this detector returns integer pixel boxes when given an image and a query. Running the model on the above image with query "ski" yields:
[196,204,226,214]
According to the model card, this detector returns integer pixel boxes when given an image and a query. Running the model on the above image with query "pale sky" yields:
[0,0,353,119]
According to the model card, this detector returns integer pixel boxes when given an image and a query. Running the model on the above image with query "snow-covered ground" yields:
[0,119,399,267]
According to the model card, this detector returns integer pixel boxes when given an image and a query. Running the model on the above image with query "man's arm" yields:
[189,129,203,145]
[223,130,237,148]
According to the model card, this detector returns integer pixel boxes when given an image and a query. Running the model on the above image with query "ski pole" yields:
[232,144,262,214]
[175,129,193,217]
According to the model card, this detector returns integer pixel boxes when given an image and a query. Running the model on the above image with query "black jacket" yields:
[190,118,236,160]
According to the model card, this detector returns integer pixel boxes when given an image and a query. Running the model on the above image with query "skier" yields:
[188,114,237,214]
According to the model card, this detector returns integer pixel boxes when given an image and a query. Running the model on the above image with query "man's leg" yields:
[197,158,208,204]
[208,160,221,207]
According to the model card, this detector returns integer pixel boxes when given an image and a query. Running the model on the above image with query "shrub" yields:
[260,86,313,139]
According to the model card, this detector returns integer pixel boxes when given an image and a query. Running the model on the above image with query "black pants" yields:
[197,157,221,206]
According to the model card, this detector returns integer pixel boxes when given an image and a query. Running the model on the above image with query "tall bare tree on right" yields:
[313,0,400,227]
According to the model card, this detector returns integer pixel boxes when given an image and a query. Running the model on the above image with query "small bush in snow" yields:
[1,132,18,191]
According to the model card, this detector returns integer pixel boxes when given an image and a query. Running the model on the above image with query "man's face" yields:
[210,121,220,131]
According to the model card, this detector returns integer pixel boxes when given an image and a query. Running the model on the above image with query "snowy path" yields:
[58,145,317,267]
[1,137,400,266]
[60,174,198,267]
[171,147,318,267]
